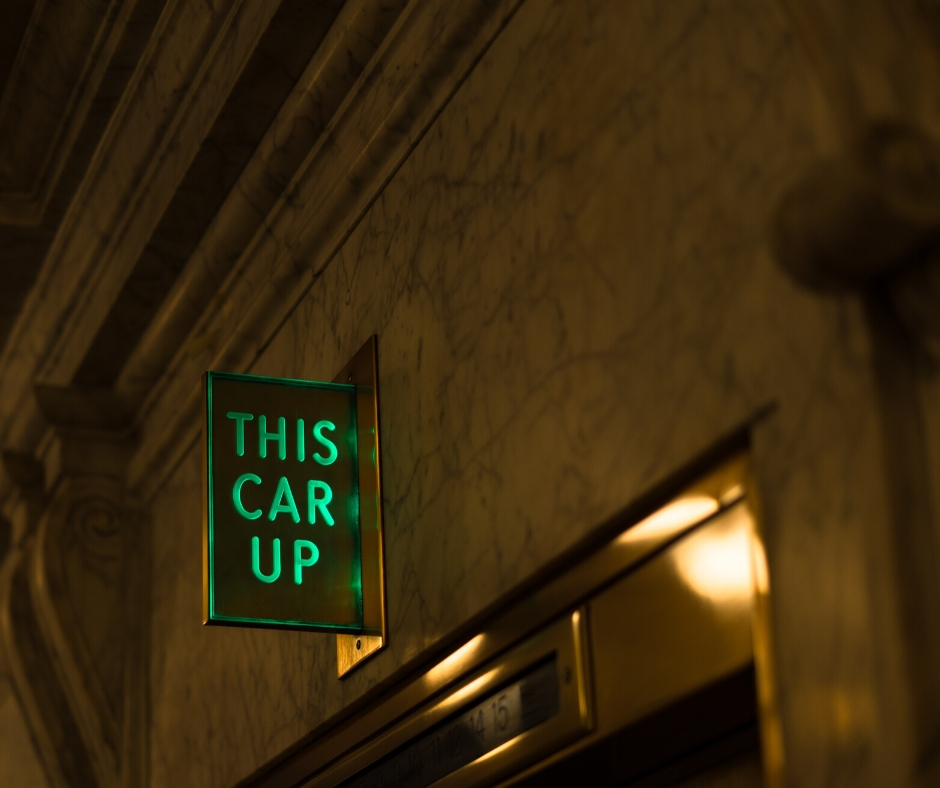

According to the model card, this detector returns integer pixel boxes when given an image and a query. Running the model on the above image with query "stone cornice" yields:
[0,0,282,508]
[0,0,135,226]
[126,0,525,501]
[112,0,402,409]
[0,0,524,514]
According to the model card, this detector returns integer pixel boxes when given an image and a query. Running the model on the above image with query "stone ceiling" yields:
[0,0,434,508]
[0,0,371,389]
[0,0,165,352]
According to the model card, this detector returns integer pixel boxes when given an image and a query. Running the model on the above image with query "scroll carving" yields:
[0,392,148,788]
[31,478,147,788]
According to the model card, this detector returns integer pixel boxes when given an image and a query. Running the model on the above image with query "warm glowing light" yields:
[719,483,745,506]
[474,737,518,764]
[426,634,487,688]
[751,535,770,594]
[619,495,720,544]
[673,519,754,604]
[435,669,499,714]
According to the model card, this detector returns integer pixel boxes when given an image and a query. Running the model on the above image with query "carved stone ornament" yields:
[0,391,147,788]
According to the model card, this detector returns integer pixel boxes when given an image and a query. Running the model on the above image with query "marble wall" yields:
[146,0,913,787]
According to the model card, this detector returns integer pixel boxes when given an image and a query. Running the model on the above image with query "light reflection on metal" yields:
[570,608,591,727]
[425,634,487,689]
[719,482,745,506]
[473,737,518,765]
[291,452,783,787]
[618,494,719,544]
[433,668,499,715]
[335,336,388,677]
[751,532,771,595]
[673,507,754,605]
[311,614,588,788]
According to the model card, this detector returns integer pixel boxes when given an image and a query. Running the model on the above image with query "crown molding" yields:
[112,0,404,409]
[125,0,525,501]
[0,0,524,511]
[0,0,137,226]
[0,0,283,508]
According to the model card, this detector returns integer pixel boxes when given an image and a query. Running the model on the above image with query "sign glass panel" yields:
[204,371,362,631]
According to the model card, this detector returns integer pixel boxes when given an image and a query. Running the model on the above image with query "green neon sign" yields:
[203,370,363,631]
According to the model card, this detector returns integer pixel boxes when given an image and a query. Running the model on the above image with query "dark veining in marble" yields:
[146,1,865,786]
[73,0,347,388]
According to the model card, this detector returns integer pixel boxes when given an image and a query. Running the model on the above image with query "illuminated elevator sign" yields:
[202,371,362,631]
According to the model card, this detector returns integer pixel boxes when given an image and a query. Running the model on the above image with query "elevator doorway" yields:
[246,449,779,788]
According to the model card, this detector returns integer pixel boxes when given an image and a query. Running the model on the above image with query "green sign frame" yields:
[202,337,387,644]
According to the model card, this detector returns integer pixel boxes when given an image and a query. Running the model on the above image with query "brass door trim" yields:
[306,609,591,787]
[497,465,783,788]
[245,449,780,788]
[745,460,784,788]
[334,336,388,676]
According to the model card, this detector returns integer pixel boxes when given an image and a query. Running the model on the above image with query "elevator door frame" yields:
[242,445,782,788]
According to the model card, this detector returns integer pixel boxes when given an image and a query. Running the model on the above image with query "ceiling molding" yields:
[125,0,525,501]
[36,0,282,385]
[0,0,524,512]
[0,0,137,227]
[112,0,404,408]
[0,0,282,502]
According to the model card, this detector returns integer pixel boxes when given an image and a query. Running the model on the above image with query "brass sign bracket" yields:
[335,336,388,677]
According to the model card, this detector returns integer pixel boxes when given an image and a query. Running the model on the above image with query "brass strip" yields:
[248,450,768,788]
[744,464,786,788]
[335,335,388,676]
[308,610,591,787]
[571,607,593,731]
